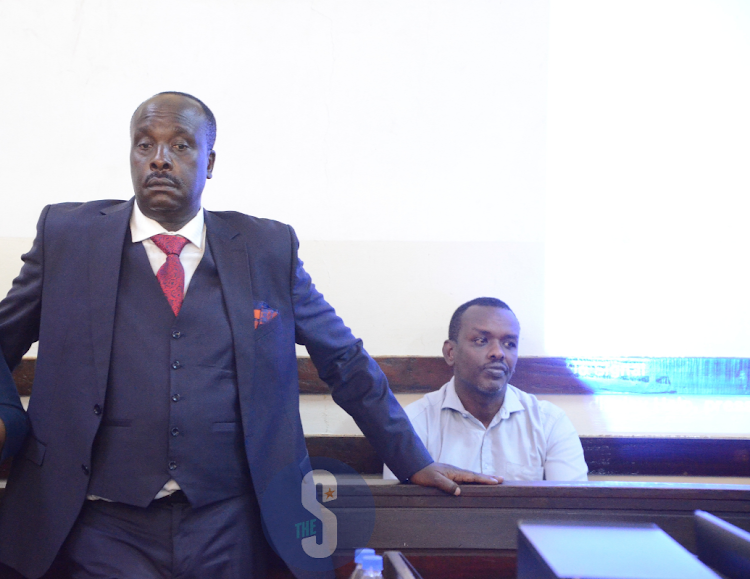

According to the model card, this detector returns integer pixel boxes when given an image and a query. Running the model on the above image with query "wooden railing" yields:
[2,481,748,579]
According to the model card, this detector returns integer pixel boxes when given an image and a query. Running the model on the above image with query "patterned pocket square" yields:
[254,301,279,329]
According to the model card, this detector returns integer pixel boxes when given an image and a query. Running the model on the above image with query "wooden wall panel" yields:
[14,356,750,395]
[306,435,750,478]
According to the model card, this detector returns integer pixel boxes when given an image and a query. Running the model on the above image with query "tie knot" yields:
[151,234,189,256]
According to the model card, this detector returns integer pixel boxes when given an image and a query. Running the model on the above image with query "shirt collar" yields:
[130,200,205,249]
[443,377,469,415]
[442,376,525,421]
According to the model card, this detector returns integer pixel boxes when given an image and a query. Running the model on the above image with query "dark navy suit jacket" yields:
[0,355,27,464]
[0,198,432,579]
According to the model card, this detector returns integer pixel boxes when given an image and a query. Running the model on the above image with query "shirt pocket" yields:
[500,461,544,481]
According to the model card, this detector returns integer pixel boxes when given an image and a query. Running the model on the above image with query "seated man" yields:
[385,297,587,481]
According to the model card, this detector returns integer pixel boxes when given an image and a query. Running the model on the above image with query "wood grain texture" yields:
[3,435,747,480]
[305,435,750,477]
[14,356,750,394]
[1,483,747,579]
[584,437,750,477]
[397,553,516,579]
[300,356,750,394]
[298,357,454,394]
[326,482,750,554]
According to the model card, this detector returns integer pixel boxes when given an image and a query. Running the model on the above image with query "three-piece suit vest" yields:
[88,235,252,507]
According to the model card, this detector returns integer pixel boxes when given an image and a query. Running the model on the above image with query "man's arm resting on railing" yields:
[410,462,503,496]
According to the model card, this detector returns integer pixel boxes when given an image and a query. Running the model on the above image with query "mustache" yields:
[144,172,184,188]
[485,362,510,373]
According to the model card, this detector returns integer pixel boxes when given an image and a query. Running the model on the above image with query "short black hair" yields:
[448,297,513,341]
[134,91,217,150]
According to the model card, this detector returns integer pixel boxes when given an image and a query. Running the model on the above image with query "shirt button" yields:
[168,461,177,470]
[172,330,181,339]
[93,404,102,416]
[81,464,90,476]
[172,360,182,370]
[171,394,181,402]
[171,427,180,436]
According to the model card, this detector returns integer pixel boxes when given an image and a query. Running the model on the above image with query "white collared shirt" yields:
[129,201,207,292]
[384,378,588,481]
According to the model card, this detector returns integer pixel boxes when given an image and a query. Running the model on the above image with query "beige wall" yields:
[2,1,749,358]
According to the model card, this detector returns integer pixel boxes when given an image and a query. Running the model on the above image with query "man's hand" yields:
[409,462,502,496]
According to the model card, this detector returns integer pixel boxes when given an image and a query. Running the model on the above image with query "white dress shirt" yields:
[384,378,588,481]
[87,203,207,501]
[129,201,207,290]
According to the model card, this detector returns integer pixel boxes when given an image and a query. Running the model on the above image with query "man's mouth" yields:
[484,364,509,377]
[145,174,181,188]
[146,179,177,188]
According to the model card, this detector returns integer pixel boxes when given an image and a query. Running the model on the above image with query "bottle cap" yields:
[355,549,376,564]
[361,555,384,573]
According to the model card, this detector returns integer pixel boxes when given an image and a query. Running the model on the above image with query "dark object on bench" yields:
[695,510,750,579]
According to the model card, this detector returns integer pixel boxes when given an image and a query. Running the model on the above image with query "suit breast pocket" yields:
[22,435,47,466]
[254,320,280,342]
[253,301,280,341]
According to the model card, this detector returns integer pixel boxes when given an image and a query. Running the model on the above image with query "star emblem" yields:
[324,487,336,500]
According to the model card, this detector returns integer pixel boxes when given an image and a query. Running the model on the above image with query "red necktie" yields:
[151,234,190,316]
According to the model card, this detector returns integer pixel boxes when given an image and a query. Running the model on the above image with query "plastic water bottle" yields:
[361,554,384,579]
[355,548,376,565]
[352,548,375,579]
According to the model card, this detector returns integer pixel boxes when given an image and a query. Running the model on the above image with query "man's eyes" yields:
[471,337,517,349]
[133,142,189,151]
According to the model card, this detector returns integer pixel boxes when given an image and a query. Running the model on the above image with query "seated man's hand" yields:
[409,462,502,496]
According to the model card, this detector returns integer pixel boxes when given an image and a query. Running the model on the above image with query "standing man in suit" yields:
[0,92,497,579]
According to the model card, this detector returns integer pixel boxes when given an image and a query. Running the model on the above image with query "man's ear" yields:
[206,150,216,179]
[442,340,456,367]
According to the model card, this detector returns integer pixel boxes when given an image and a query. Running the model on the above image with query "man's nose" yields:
[150,145,172,171]
[488,340,505,359]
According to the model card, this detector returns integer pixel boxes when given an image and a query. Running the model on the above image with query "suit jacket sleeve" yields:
[0,207,45,462]
[0,206,48,370]
[287,226,433,481]
[0,353,28,462]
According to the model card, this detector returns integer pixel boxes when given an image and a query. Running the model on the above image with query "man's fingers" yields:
[435,473,461,496]
[449,470,503,485]
[408,462,502,496]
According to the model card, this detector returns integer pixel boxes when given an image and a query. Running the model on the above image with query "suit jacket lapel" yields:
[88,198,133,399]
[205,211,256,416]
